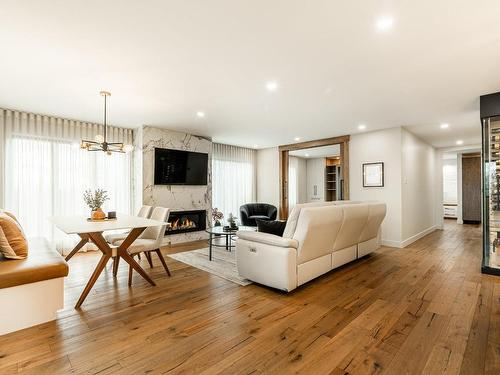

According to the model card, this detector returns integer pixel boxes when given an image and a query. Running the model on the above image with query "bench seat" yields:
[0,238,68,289]
[0,238,69,336]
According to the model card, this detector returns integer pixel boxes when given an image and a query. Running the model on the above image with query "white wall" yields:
[349,127,403,246]
[401,129,437,245]
[255,127,438,248]
[256,147,280,209]
[140,126,212,244]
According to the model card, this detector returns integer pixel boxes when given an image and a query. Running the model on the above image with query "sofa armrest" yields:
[236,230,299,249]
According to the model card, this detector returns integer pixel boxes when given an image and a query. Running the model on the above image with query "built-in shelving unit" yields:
[325,157,340,201]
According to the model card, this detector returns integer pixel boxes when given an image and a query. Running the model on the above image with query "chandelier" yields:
[80,91,133,154]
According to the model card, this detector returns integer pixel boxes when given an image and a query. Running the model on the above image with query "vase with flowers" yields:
[212,208,224,227]
[83,189,109,220]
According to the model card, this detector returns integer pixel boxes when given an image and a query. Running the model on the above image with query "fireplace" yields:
[165,210,207,235]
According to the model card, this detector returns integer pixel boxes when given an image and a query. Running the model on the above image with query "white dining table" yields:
[49,214,165,308]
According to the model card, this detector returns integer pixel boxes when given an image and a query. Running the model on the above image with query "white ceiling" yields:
[290,144,340,159]
[1,1,499,149]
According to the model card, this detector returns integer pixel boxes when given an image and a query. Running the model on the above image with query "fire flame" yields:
[167,217,197,231]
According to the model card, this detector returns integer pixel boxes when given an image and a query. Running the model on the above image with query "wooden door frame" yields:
[278,135,350,219]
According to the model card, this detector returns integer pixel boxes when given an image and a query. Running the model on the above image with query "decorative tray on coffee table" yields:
[86,217,117,222]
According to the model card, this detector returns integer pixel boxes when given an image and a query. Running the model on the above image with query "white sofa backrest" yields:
[292,205,344,264]
[283,200,362,238]
[332,204,370,252]
[358,203,387,243]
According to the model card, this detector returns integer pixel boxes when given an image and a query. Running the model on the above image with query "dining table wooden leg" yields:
[117,227,156,286]
[75,252,111,309]
[75,231,114,308]
[65,234,89,261]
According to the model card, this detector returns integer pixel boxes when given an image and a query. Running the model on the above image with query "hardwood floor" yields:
[1,221,499,374]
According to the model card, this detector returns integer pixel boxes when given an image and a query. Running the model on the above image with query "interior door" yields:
[462,154,481,223]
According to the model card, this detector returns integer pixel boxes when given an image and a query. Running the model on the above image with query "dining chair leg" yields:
[112,256,120,277]
[154,249,171,277]
[128,255,134,286]
[145,252,153,268]
[120,251,156,286]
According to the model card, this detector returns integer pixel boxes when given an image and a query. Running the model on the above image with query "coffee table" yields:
[205,226,256,261]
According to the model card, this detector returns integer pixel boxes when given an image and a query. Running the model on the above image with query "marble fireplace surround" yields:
[134,126,212,245]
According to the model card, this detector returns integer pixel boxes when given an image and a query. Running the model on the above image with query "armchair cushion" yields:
[237,230,298,248]
[255,219,287,237]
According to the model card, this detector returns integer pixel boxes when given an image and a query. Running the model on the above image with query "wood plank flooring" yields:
[1,221,499,374]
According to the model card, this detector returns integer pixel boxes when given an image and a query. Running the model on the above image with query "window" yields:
[5,135,132,252]
[212,143,256,223]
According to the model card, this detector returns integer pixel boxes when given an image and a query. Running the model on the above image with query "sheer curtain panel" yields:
[212,143,256,223]
[0,109,134,253]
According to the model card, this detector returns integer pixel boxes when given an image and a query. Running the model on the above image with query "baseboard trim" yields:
[401,226,437,248]
[381,226,437,249]
[380,239,401,248]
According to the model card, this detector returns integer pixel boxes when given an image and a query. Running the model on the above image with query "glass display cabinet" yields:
[481,92,500,275]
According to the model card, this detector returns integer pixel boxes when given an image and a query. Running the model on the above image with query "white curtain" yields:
[0,109,133,253]
[212,143,256,223]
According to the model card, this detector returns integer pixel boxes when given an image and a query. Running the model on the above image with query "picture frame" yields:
[363,162,384,187]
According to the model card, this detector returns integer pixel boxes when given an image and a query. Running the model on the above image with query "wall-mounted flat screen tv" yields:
[154,148,208,185]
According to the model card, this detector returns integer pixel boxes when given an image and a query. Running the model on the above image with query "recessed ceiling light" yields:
[456,140,464,145]
[294,137,301,141]
[305,153,310,157]
[196,111,205,118]
[376,16,394,32]
[265,81,278,92]
[358,124,367,130]
[440,123,449,129]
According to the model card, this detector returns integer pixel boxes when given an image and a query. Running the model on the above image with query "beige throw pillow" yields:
[0,212,28,259]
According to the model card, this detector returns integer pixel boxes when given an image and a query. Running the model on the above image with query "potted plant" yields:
[212,208,224,226]
[83,189,109,220]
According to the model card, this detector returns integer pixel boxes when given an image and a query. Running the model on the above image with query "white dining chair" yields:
[105,205,153,245]
[106,205,152,275]
[116,206,171,286]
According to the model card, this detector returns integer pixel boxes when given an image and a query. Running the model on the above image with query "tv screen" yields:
[154,148,208,185]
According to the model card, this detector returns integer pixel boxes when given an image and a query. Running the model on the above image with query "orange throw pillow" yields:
[0,212,28,259]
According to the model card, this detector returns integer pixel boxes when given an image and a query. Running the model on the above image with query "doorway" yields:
[278,135,349,219]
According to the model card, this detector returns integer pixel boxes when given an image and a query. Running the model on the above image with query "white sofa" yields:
[236,201,386,291]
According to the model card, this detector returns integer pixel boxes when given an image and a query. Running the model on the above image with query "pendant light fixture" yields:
[80,91,133,154]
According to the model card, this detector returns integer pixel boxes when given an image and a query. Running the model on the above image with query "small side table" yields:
[205,226,256,261]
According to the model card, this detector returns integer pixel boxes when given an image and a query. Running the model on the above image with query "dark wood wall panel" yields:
[462,154,481,222]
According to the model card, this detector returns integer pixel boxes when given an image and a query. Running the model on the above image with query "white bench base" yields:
[0,277,64,336]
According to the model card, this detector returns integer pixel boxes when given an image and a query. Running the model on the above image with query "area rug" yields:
[167,247,253,286]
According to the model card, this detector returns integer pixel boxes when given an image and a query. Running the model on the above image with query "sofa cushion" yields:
[237,230,299,248]
[256,219,287,237]
[0,238,68,289]
[0,212,28,259]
